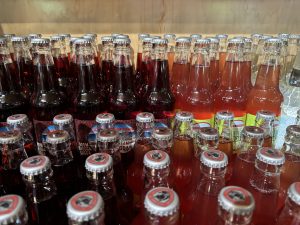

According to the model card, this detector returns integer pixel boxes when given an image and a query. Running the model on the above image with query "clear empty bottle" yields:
[0,194,28,225]
[215,186,255,225]
[7,114,37,157]
[255,110,276,147]
[207,37,220,92]
[67,191,105,225]
[151,127,173,154]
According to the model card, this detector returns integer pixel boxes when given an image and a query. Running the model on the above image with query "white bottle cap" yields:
[256,110,275,121]
[200,150,228,168]
[216,111,234,120]
[0,195,27,225]
[53,114,73,125]
[0,130,22,144]
[198,127,219,141]
[152,128,173,141]
[97,129,118,142]
[46,130,69,144]
[136,112,154,123]
[143,150,170,170]
[242,126,265,138]
[175,111,193,122]
[6,114,29,125]
[256,147,285,165]
[96,113,115,124]
[85,153,113,173]
[20,155,51,176]
[288,182,300,205]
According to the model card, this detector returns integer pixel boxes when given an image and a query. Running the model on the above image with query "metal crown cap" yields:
[256,148,285,165]
[143,150,170,170]
[195,38,211,45]
[67,191,104,222]
[265,37,282,44]
[101,36,114,42]
[0,130,22,144]
[164,34,176,39]
[152,38,168,45]
[190,34,202,39]
[143,37,153,43]
[113,38,130,45]
[96,113,115,124]
[218,186,255,215]
[3,34,16,39]
[228,38,245,44]
[7,114,29,125]
[28,34,42,39]
[242,126,265,138]
[175,37,191,43]
[286,125,300,137]
[256,110,276,120]
[207,37,220,44]
[82,35,96,42]
[97,129,118,142]
[200,150,228,168]
[46,130,69,144]
[74,38,92,45]
[144,187,179,216]
[53,114,73,125]
[216,111,234,120]
[116,34,130,39]
[289,34,300,40]
[152,128,173,141]
[85,33,98,38]
[251,33,263,39]
[31,38,50,44]
[50,35,65,41]
[261,35,273,40]
[11,36,29,43]
[288,182,300,205]
[136,112,154,123]
[278,33,290,38]
[151,35,161,39]
[138,33,150,40]
[111,33,121,38]
[85,153,113,173]
[198,127,219,141]
[0,38,7,45]
[244,38,252,43]
[175,111,193,122]
[59,33,71,38]
[0,195,26,224]
[216,34,228,39]
[20,156,51,176]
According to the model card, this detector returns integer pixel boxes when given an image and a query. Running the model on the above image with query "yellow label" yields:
[233,115,246,150]
[246,113,256,126]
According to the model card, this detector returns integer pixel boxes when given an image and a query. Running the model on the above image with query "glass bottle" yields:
[190,34,202,57]
[11,36,34,99]
[0,37,28,122]
[115,35,135,70]
[3,33,16,58]
[286,34,300,74]
[183,149,228,224]
[0,130,27,197]
[151,127,173,154]
[58,33,71,60]
[277,182,300,225]
[131,187,180,225]
[136,33,150,76]
[7,114,37,157]
[183,38,213,125]
[207,37,220,92]
[30,38,66,121]
[164,33,176,74]
[67,191,105,225]
[230,126,264,188]
[109,37,137,120]
[100,36,114,95]
[143,38,175,119]
[171,37,191,111]
[255,110,276,147]
[0,194,28,225]
[216,34,228,75]
[248,147,285,225]
[242,38,253,96]
[215,186,255,225]
[20,155,68,225]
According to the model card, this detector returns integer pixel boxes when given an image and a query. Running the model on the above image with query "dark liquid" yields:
[219,138,234,181]
[135,61,152,109]
[0,169,25,197]
[136,52,143,75]
[109,65,137,120]
[144,59,175,119]
[210,59,220,92]
[101,60,114,94]
[53,56,71,98]
[0,62,29,122]
[24,142,38,157]
[290,67,300,87]
[263,135,272,147]
[14,57,34,98]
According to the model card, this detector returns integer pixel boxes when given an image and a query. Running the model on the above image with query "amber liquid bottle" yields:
[207,37,220,93]
[216,34,228,77]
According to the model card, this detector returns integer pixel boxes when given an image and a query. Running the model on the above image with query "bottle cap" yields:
[289,34,300,40]
[116,34,130,39]
[242,126,265,138]
[286,125,300,137]
[74,38,92,45]
[53,114,73,125]
[251,33,263,39]
[46,130,69,144]
[244,38,252,43]
[97,129,118,142]
[111,33,121,38]
[215,111,234,120]
[11,36,29,43]
[59,33,71,38]
[265,37,282,45]
[175,37,191,43]
[138,33,150,40]
[144,150,170,170]
[164,34,176,40]
[3,34,16,39]
[278,33,290,38]
[113,38,131,45]
[31,38,50,44]
[85,153,113,173]
[85,33,98,38]
[216,34,228,39]
[256,110,276,121]
[70,37,80,45]
[207,37,220,44]
[152,128,173,141]
[200,150,228,168]
[50,35,65,41]
[0,130,22,144]
[7,114,29,125]
[144,187,179,216]
[20,155,51,176]
[151,36,161,39]
[218,186,255,215]
[143,37,153,43]
[67,191,104,222]
[198,127,219,141]
[195,38,211,45]
[28,34,42,39]
[152,38,168,45]
[287,182,300,205]
[190,34,202,39]
[96,113,115,124]
[228,38,245,44]
[136,112,154,123]
[256,147,285,165]
[175,111,193,122]
[82,35,96,42]
[0,195,27,224]
[0,38,7,45]
[262,35,273,40]
[101,36,114,42]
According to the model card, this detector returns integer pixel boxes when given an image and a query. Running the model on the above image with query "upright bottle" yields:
[58,33,71,60]
[0,130,27,196]
[183,150,228,225]
[278,125,300,212]
[12,36,34,99]
[20,155,68,225]
[30,38,66,121]
[100,36,114,95]
[207,37,220,92]
[151,127,173,154]
[216,34,228,75]
[0,194,28,225]
[164,33,176,74]
[214,38,247,124]
[171,37,191,111]
[215,186,255,225]
[246,38,283,126]
[190,34,202,57]
[143,38,175,119]
[72,38,105,120]
[242,38,253,96]
[253,35,273,75]
[85,152,127,225]
[6,114,37,157]
[83,33,100,67]
[127,112,154,200]
[248,147,285,225]
[136,33,150,77]
[277,182,300,225]
[131,187,180,225]
[67,191,105,225]
[0,37,28,122]
[3,33,15,58]
[285,34,300,77]
[255,110,276,147]
[230,126,264,188]
[172,111,194,199]
[115,35,135,71]
[109,38,137,119]
[183,38,214,124]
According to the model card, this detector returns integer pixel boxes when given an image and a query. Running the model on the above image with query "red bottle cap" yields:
[256,147,285,165]
[144,150,170,170]
[0,195,27,224]
[0,130,22,144]
[53,114,73,125]
[200,149,228,168]
[20,155,51,176]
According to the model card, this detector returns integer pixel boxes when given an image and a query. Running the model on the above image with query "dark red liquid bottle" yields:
[100,36,114,95]
[207,37,220,93]
[135,33,150,77]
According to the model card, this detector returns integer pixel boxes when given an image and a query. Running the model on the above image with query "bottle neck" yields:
[0,46,13,64]
[197,138,218,153]
[239,136,263,155]
[13,43,32,62]
[0,142,28,170]
[279,198,300,222]
[145,210,180,225]
[113,44,132,67]
[47,141,73,166]
[101,42,114,61]
[209,45,219,60]
[143,167,170,191]
[69,214,105,225]
[215,119,234,141]
[174,45,190,64]
[142,43,152,63]
[217,207,253,225]
[86,169,115,197]
[173,120,193,139]
[136,121,154,141]
[255,119,275,138]
[151,138,173,154]
[97,141,120,159]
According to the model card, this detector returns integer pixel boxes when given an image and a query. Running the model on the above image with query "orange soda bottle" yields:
[207,37,220,92]
[216,34,228,76]
[164,33,176,75]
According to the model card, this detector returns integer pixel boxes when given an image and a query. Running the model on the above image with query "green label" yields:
[246,113,256,126]
[233,115,246,150]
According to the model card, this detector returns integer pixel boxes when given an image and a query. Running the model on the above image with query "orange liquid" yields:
[277,209,300,225]
[219,52,226,76]
[262,135,272,147]
[210,59,220,92]
[168,52,175,76]
[246,64,283,116]
[241,61,253,95]
[219,139,234,181]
